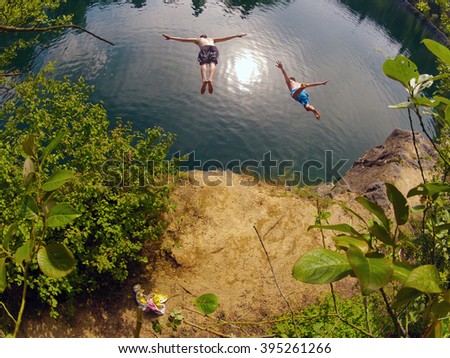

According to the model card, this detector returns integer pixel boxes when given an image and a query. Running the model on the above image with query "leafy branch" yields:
[312,200,375,338]
[0,132,80,337]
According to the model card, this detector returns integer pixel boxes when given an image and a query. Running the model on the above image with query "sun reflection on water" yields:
[232,51,264,92]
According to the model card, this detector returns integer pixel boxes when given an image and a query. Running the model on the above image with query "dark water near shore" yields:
[26,0,440,182]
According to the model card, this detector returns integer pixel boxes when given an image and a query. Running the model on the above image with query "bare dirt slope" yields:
[22,129,434,338]
[143,170,358,337]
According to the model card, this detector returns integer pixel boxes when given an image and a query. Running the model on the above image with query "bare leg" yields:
[305,104,320,120]
[200,64,208,94]
[207,62,217,94]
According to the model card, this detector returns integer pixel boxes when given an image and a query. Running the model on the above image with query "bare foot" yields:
[201,81,207,94]
[315,111,321,120]
[207,80,213,94]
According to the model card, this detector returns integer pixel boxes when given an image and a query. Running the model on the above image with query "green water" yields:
[25,0,440,182]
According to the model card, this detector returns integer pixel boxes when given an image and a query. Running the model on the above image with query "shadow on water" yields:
[208,0,291,18]
[120,0,292,18]
[338,0,440,73]
[152,0,292,18]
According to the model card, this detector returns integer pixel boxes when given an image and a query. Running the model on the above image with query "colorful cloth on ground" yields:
[133,284,167,315]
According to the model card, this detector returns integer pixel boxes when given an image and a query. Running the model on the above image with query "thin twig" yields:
[262,214,286,238]
[0,301,17,324]
[133,307,143,338]
[329,283,375,337]
[0,72,21,77]
[416,113,450,168]
[0,24,115,46]
[183,320,232,338]
[177,283,195,296]
[408,108,427,184]
[380,288,406,337]
[253,218,298,336]
[363,296,373,335]
[183,307,251,337]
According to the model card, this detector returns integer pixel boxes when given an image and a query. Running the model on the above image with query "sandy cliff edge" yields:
[22,129,436,337]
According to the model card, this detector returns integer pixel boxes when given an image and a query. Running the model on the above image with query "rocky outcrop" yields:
[333,128,436,209]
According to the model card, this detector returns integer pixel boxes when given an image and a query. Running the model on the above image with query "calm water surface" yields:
[31,0,439,181]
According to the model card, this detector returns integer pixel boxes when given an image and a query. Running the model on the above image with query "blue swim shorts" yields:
[290,88,309,107]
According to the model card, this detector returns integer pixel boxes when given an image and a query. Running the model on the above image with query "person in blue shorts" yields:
[276,60,328,120]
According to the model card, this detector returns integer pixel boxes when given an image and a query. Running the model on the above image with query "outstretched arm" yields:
[213,33,247,43]
[275,61,292,90]
[304,80,329,88]
[162,34,197,43]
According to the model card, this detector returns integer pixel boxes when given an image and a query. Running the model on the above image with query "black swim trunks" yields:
[197,45,219,65]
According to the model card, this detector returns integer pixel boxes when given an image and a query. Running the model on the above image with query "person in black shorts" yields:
[163,33,247,94]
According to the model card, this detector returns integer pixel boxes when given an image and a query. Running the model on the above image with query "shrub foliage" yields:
[0,66,177,324]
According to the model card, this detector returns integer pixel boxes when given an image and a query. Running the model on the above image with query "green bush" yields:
[410,0,450,36]
[270,294,391,338]
[0,65,177,316]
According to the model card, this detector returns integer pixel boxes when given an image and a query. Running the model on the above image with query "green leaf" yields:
[293,248,352,284]
[411,97,438,108]
[393,287,422,309]
[431,301,450,319]
[356,196,390,230]
[340,204,368,228]
[422,39,450,66]
[22,134,36,157]
[392,261,413,283]
[22,157,35,188]
[424,320,442,338]
[434,96,450,105]
[308,224,361,236]
[435,223,450,233]
[445,105,450,125]
[0,258,7,293]
[403,265,442,293]
[19,195,39,221]
[13,240,32,264]
[194,293,219,315]
[42,170,75,192]
[430,73,449,82]
[382,55,418,88]
[42,130,66,163]
[346,246,393,295]
[385,183,409,225]
[445,290,450,304]
[333,235,370,253]
[397,229,417,250]
[47,203,81,228]
[408,182,450,199]
[151,319,162,334]
[23,157,35,177]
[37,243,75,279]
[388,102,414,109]
[3,223,17,251]
[369,222,394,246]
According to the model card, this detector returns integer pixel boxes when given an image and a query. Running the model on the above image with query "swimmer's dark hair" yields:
[200,34,207,38]
[290,77,296,81]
